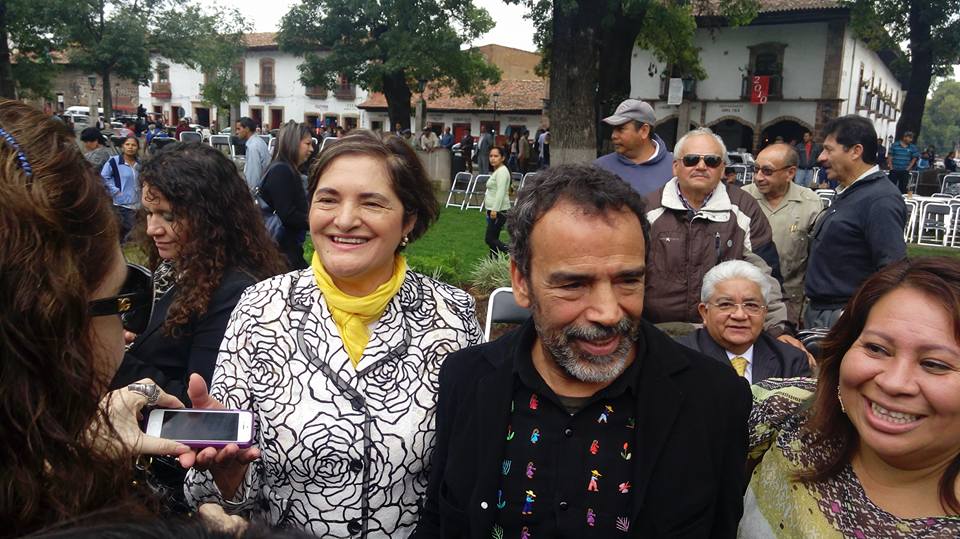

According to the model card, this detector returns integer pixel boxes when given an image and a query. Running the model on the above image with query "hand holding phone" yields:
[176,374,261,500]
[145,409,254,449]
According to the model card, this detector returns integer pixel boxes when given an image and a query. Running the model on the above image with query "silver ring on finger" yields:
[127,382,161,406]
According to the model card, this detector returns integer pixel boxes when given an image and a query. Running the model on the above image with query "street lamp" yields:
[492,92,500,133]
[416,77,427,132]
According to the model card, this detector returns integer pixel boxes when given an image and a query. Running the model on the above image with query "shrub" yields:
[468,252,511,294]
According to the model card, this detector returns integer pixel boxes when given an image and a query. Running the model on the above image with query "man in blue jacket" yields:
[594,99,674,195]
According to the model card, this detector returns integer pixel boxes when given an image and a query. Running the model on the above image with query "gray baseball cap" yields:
[602,99,656,126]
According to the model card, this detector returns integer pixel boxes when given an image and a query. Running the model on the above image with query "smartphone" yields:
[145,409,254,449]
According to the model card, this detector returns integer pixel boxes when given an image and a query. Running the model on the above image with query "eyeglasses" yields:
[757,165,792,176]
[88,263,154,334]
[708,300,766,316]
[681,154,724,168]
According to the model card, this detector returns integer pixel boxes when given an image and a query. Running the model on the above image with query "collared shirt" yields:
[243,135,271,192]
[888,142,919,171]
[837,165,880,193]
[493,324,643,538]
[725,345,755,383]
[100,155,140,208]
[743,181,822,325]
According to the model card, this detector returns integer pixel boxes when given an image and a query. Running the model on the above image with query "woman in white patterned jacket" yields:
[180,130,483,537]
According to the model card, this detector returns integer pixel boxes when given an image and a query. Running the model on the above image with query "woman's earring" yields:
[400,235,409,248]
[837,386,846,414]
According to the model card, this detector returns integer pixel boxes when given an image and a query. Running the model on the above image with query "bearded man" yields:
[414,164,751,539]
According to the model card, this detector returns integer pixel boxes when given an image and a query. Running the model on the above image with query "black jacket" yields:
[261,161,309,270]
[677,328,810,383]
[414,319,751,539]
[110,268,257,406]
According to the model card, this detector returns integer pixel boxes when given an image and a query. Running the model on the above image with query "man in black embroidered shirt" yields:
[415,164,751,539]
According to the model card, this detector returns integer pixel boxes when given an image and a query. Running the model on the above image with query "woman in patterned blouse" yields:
[741,257,960,537]
[181,130,483,537]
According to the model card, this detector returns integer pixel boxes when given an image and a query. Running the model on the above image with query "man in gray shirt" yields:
[236,116,270,192]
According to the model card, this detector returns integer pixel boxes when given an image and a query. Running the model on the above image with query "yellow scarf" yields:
[312,252,407,367]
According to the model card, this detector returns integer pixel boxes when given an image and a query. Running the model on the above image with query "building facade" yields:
[139,33,368,129]
[631,1,904,152]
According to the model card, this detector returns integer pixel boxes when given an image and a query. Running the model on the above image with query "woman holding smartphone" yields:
[182,130,482,537]
[0,99,197,534]
[110,143,286,406]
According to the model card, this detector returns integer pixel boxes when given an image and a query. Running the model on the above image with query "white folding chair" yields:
[519,172,537,193]
[917,202,953,246]
[903,198,919,242]
[907,170,920,193]
[179,131,202,143]
[728,164,748,185]
[209,134,235,158]
[465,174,490,211]
[483,287,531,342]
[941,173,960,195]
[509,172,523,205]
[445,172,475,210]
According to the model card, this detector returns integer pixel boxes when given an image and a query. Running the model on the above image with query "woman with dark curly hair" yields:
[110,143,286,406]
[742,257,960,537]
[0,99,194,535]
[181,130,482,537]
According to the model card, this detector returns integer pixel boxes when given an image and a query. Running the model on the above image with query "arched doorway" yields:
[760,119,810,149]
[654,117,699,150]
[710,118,755,154]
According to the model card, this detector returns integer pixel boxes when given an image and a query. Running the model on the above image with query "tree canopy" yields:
[846,0,960,137]
[920,78,960,154]
[277,0,501,130]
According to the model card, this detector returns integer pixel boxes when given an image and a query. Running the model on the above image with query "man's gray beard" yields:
[534,315,640,384]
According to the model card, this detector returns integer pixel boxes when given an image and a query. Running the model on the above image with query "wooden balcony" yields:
[333,84,356,100]
[256,82,276,98]
[658,78,698,101]
[150,81,171,99]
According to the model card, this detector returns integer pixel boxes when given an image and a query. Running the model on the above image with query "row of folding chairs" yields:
[445,172,538,211]
[903,195,960,247]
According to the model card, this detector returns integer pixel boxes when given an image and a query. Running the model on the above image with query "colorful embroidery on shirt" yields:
[506,425,515,441]
[616,516,631,532]
[497,489,506,509]
[618,481,631,493]
[490,524,504,539]
[520,526,531,539]
[521,490,536,515]
[620,442,632,460]
[598,405,613,423]
[525,461,536,479]
[587,508,596,527]
[502,460,512,475]
[587,469,602,491]
[589,440,600,455]
[626,416,635,429]
[530,428,540,444]
[529,394,539,410]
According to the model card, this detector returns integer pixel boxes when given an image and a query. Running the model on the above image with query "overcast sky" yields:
[226,0,537,51]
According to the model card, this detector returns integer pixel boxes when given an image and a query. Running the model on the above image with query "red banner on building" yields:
[750,75,770,104]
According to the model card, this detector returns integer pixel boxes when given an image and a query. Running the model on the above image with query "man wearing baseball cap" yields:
[594,98,674,195]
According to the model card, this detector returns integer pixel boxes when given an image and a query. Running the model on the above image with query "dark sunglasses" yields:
[757,165,792,176]
[681,154,724,168]
[88,263,154,334]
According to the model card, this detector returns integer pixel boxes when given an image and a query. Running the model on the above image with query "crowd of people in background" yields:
[2,93,960,539]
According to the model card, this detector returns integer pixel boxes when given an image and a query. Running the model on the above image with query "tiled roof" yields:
[359,79,546,112]
[244,32,278,49]
[696,0,840,15]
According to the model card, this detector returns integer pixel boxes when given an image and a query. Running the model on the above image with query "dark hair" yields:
[273,120,312,168]
[0,100,152,533]
[508,164,650,277]
[489,145,506,159]
[138,143,286,333]
[237,117,257,131]
[79,127,105,145]
[903,131,914,139]
[821,115,878,165]
[307,129,439,247]
[799,257,960,514]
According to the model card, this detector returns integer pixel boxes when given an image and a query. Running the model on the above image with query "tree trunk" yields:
[101,69,113,122]
[896,0,932,139]
[0,3,17,99]
[548,0,603,165]
[383,69,412,131]
[596,15,642,155]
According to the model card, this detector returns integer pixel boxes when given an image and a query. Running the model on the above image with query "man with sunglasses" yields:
[643,128,794,340]
[743,143,822,327]
[594,99,674,195]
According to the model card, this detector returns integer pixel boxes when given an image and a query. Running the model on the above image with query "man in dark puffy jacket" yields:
[643,127,796,340]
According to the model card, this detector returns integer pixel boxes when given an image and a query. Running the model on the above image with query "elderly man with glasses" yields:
[643,128,803,348]
[678,260,812,382]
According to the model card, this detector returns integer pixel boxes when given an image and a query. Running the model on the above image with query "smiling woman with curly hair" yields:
[110,143,286,405]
